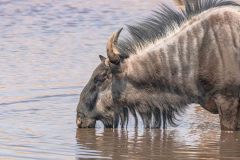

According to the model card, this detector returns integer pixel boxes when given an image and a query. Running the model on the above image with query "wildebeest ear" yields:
[99,55,106,62]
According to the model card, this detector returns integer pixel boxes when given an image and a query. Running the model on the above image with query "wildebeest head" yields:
[76,28,127,128]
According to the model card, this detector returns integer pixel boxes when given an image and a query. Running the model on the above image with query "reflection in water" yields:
[76,129,179,160]
[76,128,240,160]
[220,132,240,158]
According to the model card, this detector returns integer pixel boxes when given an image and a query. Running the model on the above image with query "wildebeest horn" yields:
[107,28,123,64]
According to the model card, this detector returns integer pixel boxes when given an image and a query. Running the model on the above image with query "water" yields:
[0,0,240,159]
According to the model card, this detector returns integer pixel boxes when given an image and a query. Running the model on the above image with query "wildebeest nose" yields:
[76,117,82,127]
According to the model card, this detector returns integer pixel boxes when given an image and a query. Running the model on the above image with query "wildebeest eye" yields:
[94,73,107,83]
[94,75,106,83]
[77,112,85,118]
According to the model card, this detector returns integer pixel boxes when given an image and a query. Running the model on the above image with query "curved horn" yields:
[107,28,123,64]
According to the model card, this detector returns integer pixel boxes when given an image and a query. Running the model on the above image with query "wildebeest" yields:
[76,0,240,131]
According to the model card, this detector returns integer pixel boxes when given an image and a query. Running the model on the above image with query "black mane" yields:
[118,0,239,59]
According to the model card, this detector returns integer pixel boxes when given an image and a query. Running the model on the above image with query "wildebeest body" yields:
[122,8,240,130]
[76,0,240,131]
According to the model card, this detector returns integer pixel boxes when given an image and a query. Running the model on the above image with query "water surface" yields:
[0,0,240,159]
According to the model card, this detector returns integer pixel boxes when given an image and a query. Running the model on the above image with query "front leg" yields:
[214,94,239,131]
[202,97,218,114]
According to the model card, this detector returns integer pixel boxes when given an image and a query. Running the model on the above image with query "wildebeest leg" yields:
[214,94,239,131]
[202,97,218,114]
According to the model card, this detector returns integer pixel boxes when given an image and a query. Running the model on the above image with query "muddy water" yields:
[0,0,240,159]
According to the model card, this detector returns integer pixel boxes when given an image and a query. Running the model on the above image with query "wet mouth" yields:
[76,117,96,128]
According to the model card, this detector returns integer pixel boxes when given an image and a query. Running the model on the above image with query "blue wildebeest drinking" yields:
[76,0,240,131]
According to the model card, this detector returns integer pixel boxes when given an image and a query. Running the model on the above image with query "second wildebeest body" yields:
[77,0,240,131]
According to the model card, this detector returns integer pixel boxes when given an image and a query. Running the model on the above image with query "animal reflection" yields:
[75,128,240,159]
